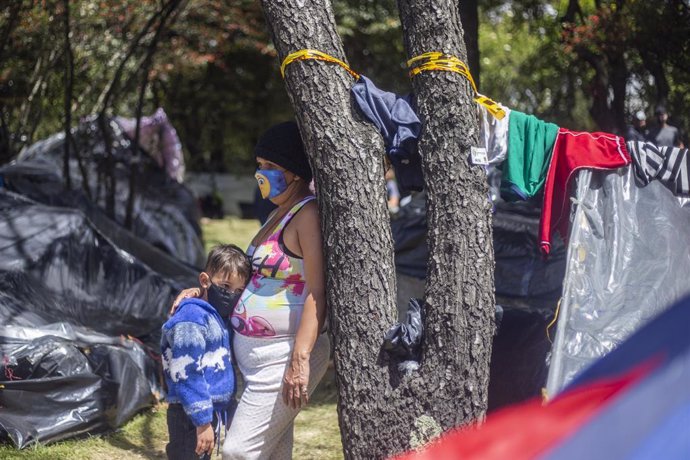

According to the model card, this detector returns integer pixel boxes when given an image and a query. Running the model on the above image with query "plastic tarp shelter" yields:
[115,107,185,183]
[546,166,690,395]
[11,117,204,267]
[0,189,197,448]
[391,192,566,411]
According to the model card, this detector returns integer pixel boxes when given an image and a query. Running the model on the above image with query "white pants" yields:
[222,333,330,460]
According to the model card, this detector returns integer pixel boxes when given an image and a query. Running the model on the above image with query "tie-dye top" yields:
[230,196,315,338]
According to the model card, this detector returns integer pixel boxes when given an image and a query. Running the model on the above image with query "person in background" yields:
[648,106,684,148]
[386,167,401,214]
[162,244,250,460]
[625,110,648,142]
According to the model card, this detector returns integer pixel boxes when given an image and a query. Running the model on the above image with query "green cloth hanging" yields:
[501,110,559,201]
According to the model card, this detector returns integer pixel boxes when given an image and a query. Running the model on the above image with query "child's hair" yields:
[204,244,251,281]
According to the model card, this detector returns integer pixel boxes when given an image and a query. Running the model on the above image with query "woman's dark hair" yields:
[204,244,251,281]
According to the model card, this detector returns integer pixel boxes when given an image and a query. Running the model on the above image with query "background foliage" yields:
[1,0,688,173]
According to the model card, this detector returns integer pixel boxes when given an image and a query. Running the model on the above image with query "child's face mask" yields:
[255,169,288,199]
[207,283,241,319]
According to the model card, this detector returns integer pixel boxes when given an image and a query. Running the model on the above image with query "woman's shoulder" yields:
[292,198,317,220]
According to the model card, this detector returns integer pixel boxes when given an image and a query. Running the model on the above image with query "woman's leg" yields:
[223,333,330,460]
[267,421,294,460]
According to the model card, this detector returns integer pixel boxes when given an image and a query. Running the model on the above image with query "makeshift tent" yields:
[0,162,199,283]
[115,107,185,183]
[13,116,204,267]
[391,193,566,410]
[394,294,690,460]
[0,190,194,338]
[546,166,690,394]
[0,189,197,447]
[0,327,161,448]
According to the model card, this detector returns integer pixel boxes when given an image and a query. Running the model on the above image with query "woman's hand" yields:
[282,351,310,409]
[169,287,201,316]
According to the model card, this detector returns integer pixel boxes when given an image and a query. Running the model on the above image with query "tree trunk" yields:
[583,52,618,132]
[260,2,399,457]
[640,50,670,110]
[397,0,495,433]
[609,53,628,134]
[262,0,494,457]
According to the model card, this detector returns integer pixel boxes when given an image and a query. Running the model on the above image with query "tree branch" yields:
[125,0,184,229]
[62,0,73,190]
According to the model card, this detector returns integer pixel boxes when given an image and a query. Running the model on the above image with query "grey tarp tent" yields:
[546,166,690,395]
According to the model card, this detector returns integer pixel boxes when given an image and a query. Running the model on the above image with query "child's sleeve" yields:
[165,322,213,426]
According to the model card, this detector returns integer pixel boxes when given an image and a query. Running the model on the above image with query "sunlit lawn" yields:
[0,372,342,460]
[201,215,261,253]
[0,217,343,460]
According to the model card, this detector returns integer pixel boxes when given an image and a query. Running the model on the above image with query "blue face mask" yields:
[255,169,288,199]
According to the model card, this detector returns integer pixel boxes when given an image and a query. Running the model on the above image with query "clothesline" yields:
[352,75,690,257]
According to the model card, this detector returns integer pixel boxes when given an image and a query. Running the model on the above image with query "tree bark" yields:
[397,0,495,433]
[262,0,494,457]
[259,2,399,456]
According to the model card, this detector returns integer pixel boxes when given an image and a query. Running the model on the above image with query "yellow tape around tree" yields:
[407,52,506,120]
[281,49,360,80]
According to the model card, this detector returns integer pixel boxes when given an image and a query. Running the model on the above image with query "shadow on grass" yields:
[105,408,166,459]
[309,363,338,407]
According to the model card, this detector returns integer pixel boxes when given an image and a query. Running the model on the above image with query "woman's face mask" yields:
[255,169,288,199]
[207,283,242,319]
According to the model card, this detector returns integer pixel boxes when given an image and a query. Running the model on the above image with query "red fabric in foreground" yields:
[393,362,654,460]
[539,129,630,256]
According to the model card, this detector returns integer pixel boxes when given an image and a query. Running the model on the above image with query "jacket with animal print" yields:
[161,298,235,426]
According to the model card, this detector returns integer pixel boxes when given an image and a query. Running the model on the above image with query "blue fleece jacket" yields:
[161,298,235,427]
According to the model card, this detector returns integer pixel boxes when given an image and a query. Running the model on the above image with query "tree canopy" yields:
[2,0,688,171]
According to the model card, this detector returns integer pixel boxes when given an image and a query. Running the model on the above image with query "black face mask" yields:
[207,283,241,319]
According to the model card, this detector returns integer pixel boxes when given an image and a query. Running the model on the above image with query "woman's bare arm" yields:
[282,203,327,409]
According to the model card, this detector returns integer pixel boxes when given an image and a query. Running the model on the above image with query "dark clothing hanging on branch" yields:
[352,76,424,193]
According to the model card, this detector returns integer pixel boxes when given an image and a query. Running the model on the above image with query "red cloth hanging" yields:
[539,129,631,256]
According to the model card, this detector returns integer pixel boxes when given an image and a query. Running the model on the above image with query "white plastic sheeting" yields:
[546,166,690,395]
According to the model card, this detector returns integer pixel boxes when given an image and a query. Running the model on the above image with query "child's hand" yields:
[169,288,201,316]
[195,423,214,456]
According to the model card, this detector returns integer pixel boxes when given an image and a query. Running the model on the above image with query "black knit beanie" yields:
[254,121,313,182]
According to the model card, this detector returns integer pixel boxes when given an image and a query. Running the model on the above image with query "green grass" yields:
[201,216,261,252]
[0,217,343,459]
[293,366,343,460]
[0,372,342,460]
[0,407,169,460]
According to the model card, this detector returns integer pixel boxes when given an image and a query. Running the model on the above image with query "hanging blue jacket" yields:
[352,75,424,193]
[161,298,234,427]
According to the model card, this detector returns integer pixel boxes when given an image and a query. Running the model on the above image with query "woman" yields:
[173,122,330,459]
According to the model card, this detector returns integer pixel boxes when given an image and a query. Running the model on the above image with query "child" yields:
[162,244,250,460]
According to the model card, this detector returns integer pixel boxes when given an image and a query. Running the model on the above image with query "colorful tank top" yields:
[230,196,315,338]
